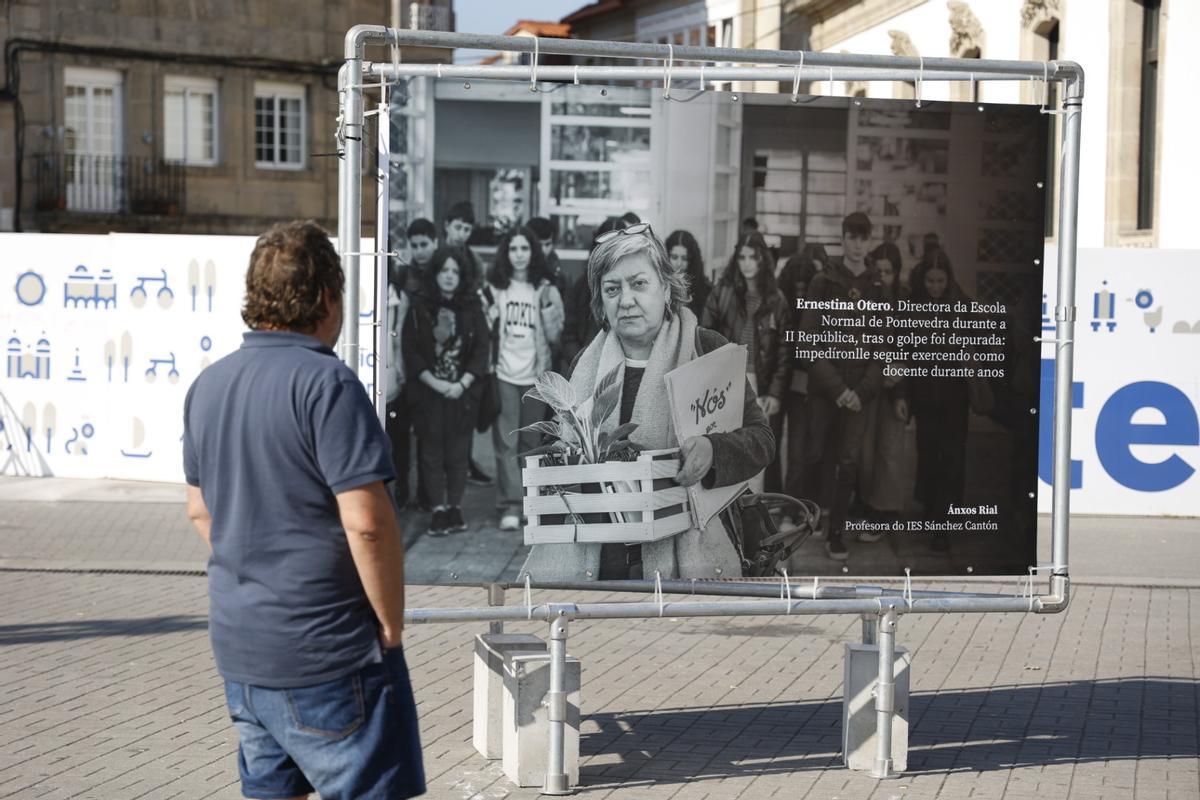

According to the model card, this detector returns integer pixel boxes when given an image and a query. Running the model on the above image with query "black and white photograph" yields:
[382,80,1047,581]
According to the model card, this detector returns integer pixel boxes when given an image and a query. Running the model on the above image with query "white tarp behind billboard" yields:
[2,233,1197,517]
[1,233,381,483]
[1038,248,1199,516]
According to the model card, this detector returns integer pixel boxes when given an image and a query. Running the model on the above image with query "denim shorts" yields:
[223,646,425,799]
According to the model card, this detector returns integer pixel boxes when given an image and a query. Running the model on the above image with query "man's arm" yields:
[337,481,406,649]
[186,485,212,550]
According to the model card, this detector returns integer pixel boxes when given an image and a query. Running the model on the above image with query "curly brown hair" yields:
[242,221,344,331]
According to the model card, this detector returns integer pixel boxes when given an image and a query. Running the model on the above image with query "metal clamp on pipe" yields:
[544,691,568,722]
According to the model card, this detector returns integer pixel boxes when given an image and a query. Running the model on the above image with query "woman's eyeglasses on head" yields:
[594,222,653,245]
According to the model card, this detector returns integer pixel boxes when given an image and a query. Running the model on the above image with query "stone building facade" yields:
[0,0,454,235]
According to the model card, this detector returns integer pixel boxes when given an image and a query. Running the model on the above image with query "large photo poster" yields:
[381,81,1048,580]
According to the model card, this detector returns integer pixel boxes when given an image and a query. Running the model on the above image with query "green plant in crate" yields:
[517,366,646,527]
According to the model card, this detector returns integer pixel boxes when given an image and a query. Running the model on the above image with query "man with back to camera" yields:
[183,220,425,800]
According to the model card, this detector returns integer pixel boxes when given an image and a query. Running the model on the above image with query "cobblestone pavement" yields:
[0,480,1198,799]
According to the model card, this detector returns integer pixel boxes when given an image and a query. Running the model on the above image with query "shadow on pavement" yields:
[0,614,208,645]
[576,678,1199,789]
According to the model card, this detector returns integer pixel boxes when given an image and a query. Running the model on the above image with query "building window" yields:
[254,82,306,169]
[1137,0,1159,230]
[164,77,217,166]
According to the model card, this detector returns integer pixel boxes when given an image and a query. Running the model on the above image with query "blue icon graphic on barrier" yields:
[1132,288,1162,333]
[120,417,152,459]
[130,269,174,309]
[1040,293,1055,333]
[146,353,180,383]
[64,265,117,309]
[105,332,133,382]
[64,422,94,456]
[198,335,213,371]
[188,260,217,312]
[7,332,51,380]
[1091,281,1116,332]
[15,271,47,306]
[67,348,86,382]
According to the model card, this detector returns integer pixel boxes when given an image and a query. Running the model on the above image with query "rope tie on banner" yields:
[1039,62,1067,115]
[780,569,793,614]
[663,44,674,100]
[390,33,401,87]
[654,571,665,617]
[435,63,442,79]
[791,51,805,102]
[812,575,820,600]
[903,567,914,610]
[916,56,924,108]
[828,66,834,96]
[341,250,402,259]
[1024,564,1067,611]
[530,36,540,91]
[573,64,580,85]
[524,573,533,619]
[699,63,706,91]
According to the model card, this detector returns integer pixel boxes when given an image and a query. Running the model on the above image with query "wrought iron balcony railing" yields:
[29,153,186,216]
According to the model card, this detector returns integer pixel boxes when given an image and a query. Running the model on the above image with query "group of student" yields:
[384,202,566,536]
[778,214,977,561]
[388,201,976,562]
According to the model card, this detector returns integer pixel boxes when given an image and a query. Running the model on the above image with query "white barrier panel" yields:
[1039,248,1200,516]
[1,233,380,483]
[3,233,1198,517]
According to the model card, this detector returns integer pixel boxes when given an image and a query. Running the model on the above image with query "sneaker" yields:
[499,514,521,531]
[427,508,449,537]
[446,506,468,533]
[468,461,494,486]
[857,528,885,543]
[825,536,849,561]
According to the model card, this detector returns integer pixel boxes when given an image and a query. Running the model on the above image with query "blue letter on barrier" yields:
[1095,381,1198,492]
[1039,358,1083,488]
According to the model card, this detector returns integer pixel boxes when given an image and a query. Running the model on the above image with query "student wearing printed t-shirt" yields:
[481,225,565,532]
[183,221,425,800]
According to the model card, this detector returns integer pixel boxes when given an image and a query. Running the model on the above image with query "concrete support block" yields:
[473,634,547,759]
[843,643,911,773]
[502,652,581,788]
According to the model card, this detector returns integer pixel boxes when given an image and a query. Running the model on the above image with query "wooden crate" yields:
[522,449,694,545]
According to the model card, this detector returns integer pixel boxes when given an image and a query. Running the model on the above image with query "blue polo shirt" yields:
[183,330,395,688]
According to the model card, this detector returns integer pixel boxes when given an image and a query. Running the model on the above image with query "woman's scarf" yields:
[568,306,699,451]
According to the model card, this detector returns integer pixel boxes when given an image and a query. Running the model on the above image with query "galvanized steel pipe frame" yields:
[337,26,1083,788]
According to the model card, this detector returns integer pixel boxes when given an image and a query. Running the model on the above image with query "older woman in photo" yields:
[521,224,775,581]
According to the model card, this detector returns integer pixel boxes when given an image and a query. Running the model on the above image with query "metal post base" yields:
[541,773,571,795]
[872,604,902,780]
